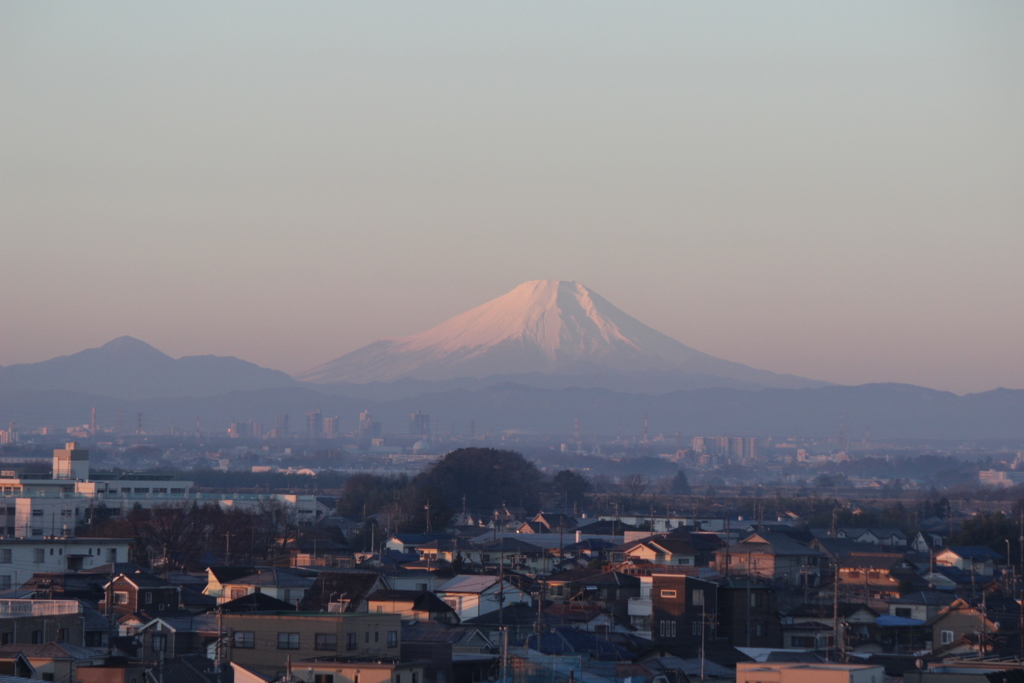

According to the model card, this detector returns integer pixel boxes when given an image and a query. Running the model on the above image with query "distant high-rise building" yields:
[307,409,323,440]
[252,422,264,439]
[276,414,289,439]
[409,411,430,436]
[358,410,381,443]
[323,416,338,439]
[90,407,97,435]
[692,435,757,460]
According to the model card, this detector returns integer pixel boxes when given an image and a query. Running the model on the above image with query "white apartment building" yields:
[0,537,132,589]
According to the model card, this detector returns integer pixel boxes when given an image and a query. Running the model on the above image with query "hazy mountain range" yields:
[0,281,1021,438]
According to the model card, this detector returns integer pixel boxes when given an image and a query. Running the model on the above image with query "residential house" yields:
[98,571,181,617]
[136,613,219,663]
[736,661,885,683]
[912,532,946,553]
[223,611,402,678]
[299,571,388,613]
[366,589,459,624]
[233,658,426,683]
[216,567,317,606]
[782,603,879,652]
[888,591,956,622]
[935,547,1003,577]
[621,538,698,568]
[650,575,718,652]
[717,577,782,649]
[0,642,107,682]
[435,575,530,620]
[400,621,496,683]
[0,599,84,647]
[928,597,1022,656]
[716,532,824,587]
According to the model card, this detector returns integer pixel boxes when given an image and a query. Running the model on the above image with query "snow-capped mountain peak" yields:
[298,280,821,389]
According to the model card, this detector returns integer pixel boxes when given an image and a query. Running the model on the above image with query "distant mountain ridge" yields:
[299,280,826,389]
[0,336,296,400]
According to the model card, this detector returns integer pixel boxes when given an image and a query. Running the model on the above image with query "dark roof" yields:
[729,532,823,557]
[574,520,637,535]
[786,602,879,619]
[813,538,894,559]
[207,566,257,584]
[219,591,297,613]
[111,570,175,589]
[367,589,455,615]
[582,571,641,588]
[299,571,383,612]
[889,591,957,607]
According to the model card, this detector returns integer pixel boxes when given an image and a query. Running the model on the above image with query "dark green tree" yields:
[552,470,591,509]
[420,448,544,513]
[669,469,691,495]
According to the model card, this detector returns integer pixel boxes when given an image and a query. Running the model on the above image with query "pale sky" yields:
[2,2,1022,394]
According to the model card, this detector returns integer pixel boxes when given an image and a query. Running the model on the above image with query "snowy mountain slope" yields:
[299,280,824,388]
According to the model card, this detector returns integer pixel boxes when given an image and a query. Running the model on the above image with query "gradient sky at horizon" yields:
[2,2,1022,394]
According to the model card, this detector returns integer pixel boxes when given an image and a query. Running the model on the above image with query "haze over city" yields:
[3,3,1023,394]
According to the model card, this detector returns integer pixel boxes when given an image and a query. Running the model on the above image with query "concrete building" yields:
[223,611,402,678]
[736,662,884,683]
[0,537,131,587]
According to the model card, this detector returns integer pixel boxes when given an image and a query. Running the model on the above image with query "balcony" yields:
[0,600,81,617]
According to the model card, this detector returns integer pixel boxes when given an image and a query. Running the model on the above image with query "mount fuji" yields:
[299,280,826,390]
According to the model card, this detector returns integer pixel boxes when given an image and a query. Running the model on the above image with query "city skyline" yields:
[2,3,1022,394]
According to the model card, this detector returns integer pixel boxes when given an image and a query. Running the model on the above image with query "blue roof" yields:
[515,627,636,661]
[875,615,925,628]
[947,546,1003,561]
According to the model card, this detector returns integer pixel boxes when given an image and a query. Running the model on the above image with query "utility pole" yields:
[830,558,840,663]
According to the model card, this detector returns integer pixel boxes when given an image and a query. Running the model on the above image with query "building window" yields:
[387,630,398,648]
[233,631,255,649]
[113,591,129,605]
[144,592,153,604]
[895,607,912,618]
[107,548,118,562]
[692,589,704,606]
[33,549,44,564]
[365,631,370,643]
[755,623,766,637]
[277,633,300,650]
[0,550,10,564]
[315,676,335,683]
[0,633,10,645]
[0,576,10,590]
[750,593,761,608]
[315,633,337,650]
[941,630,954,645]
[31,630,43,644]
[412,674,418,683]
[347,633,358,651]
[31,510,43,517]
[152,634,167,653]
[692,621,701,636]
[229,588,247,600]
[659,589,677,598]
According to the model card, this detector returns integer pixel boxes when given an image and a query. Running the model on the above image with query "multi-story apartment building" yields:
[0,537,131,587]
[223,612,402,678]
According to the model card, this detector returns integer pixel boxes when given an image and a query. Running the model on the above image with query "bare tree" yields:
[621,474,650,505]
